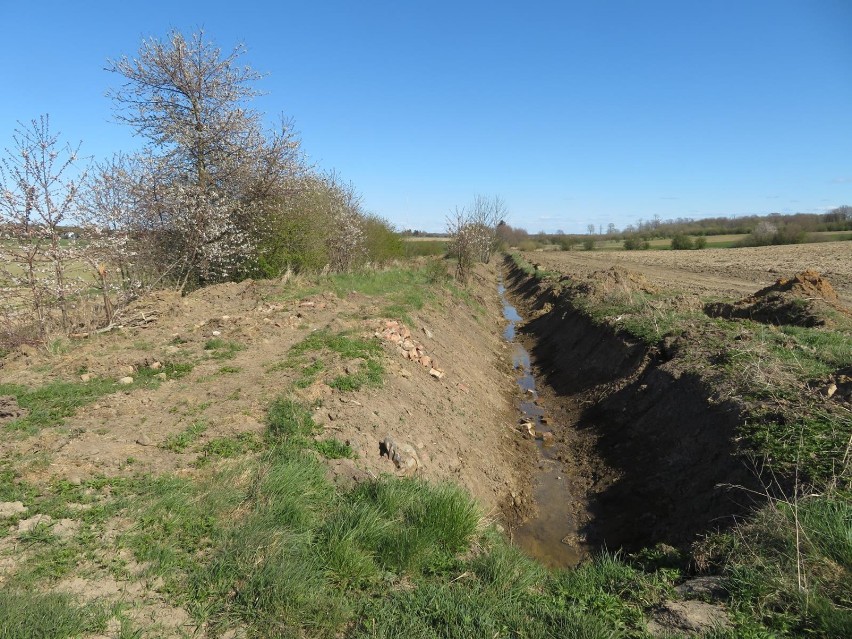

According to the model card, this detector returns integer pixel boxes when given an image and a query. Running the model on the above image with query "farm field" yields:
[525,240,852,304]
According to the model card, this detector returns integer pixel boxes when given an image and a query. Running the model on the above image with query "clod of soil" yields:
[705,269,851,327]
[0,396,27,424]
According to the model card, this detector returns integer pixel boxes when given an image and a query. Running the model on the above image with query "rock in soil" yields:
[647,600,730,636]
[380,436,419,475]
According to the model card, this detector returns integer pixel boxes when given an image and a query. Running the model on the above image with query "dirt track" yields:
[523,241,852,304]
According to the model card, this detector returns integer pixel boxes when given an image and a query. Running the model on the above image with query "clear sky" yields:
[3,0,851,233]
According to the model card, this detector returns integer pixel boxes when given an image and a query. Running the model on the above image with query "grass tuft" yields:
[204,339,245,360]
[161,420,208,453]
[0,591,108,639]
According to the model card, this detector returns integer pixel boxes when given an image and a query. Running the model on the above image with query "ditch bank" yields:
[502,256,760,555]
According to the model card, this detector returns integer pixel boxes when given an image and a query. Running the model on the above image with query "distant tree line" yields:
[495,207,852,253]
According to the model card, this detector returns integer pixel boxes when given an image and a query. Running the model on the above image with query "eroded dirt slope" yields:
[1,267,533,512]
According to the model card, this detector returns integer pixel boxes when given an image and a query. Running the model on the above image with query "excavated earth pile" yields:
[705,269,851,327]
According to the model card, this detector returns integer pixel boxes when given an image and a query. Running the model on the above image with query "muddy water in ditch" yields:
[499,280,582,568]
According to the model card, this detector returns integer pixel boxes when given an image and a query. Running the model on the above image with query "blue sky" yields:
[3,0,851,233]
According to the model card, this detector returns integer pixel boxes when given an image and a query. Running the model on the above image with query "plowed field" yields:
[523,241,852,303]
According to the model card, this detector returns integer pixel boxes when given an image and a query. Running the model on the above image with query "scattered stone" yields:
[221,315,231,321]
[380,437,420,474]
[422,326,434,339]
[155,372,167,381]
[429,368,445,380]
[136,434,152,446]
[400,369,412,379]
[0,501,27,518]
[299,301,316,308]
[211,330,221,337]
[118,376,134,385]
[149,361,162,370]
[80,373,93,382]
[647,601,730,636]
[520,421,536,439]
[68,476,82,486]
[378,320,439,374]
[119,365,135,376]
[826,383,838,398]
[18,513,53,533]
[540,431,555,446]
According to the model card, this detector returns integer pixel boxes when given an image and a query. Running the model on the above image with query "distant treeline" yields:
[497,206,852,250]
[622,207,852,237]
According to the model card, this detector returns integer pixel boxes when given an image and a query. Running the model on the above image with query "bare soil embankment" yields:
[0,263,538,632]
[0,267,533,513]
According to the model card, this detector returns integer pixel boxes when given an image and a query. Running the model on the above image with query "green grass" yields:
[403,239,448,257]
[329,265,438,320]
[742,409,852,485]
[0,361,193,435]
[216,365,241,375]
[161,420,208,453]
[268,264,441,320]
[702,492,852,638]
[200,433,262,459]
[0,378,117,434]
[204,338,245,360]
[266,397,318,440]
[313,438,355,459]
[293,359,325,387]
[329,359,384,391]
[109,391,677,637]
[0,591,109,639]
[285,330,386,392]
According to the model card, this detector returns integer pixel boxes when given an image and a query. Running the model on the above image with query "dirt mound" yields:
[705,270,850,327]
[574,267,658,301]
[757,269,839,301]
[190,278,261,305]
[117,290,185,328]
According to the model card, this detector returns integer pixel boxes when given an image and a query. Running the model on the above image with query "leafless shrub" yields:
[447,195,507,281]
[0,116,88,337]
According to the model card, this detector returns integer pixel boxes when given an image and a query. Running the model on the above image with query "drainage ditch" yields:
[498,279,584,568]
[500,257,760,560]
